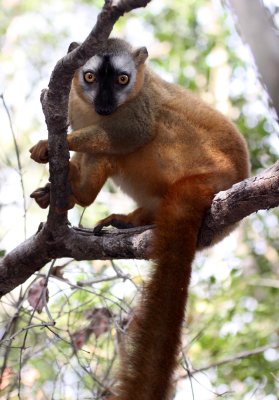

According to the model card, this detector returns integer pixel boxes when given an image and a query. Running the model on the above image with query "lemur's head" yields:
[75,38,148,116]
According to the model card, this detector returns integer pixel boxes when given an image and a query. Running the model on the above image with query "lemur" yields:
[30,38,249,400]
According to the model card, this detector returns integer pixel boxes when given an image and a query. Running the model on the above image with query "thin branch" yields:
[18,261,55,398]
[249,278,279,289]
[0,93,27,238]
[188,342,279,376]
[76,259,132,286]
[0,307,21,388]
[0,323,55,345]
[77,275,128,287]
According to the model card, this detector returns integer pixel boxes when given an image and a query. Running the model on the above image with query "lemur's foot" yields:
[29,140,49,163]
[94,214,135,234]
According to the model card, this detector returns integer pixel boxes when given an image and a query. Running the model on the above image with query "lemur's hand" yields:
[30,183,50,209]
[29,140,49,163]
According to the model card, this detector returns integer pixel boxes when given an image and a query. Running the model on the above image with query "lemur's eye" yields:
[118,74,129,85]
[84,72,96,83]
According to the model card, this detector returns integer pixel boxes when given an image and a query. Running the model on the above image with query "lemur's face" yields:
[78,52,137,116]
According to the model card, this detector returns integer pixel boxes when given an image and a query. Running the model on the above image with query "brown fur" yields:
[109,176,214,400]
[30,38,250,399]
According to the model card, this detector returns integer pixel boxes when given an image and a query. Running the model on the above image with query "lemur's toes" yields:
[93,215,135,234]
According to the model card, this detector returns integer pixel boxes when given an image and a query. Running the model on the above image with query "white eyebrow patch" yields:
[111,54,135,73]
[82,55,102,72]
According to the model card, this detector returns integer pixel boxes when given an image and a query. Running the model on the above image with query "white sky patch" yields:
[194,231,240,282]
[123,18,154,49]
[264,348,279,362]
[263,0,279,8]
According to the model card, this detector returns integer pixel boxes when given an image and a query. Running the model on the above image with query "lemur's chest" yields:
[110,139,185,209]
[111,170,162,212]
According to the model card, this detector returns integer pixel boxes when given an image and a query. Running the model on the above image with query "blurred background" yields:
[0,0,279,399]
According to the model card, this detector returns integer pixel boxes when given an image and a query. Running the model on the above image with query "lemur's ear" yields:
[133,46,148,66]
[68,42,80,53]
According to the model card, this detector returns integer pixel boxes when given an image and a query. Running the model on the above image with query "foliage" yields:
[0,0,279,399]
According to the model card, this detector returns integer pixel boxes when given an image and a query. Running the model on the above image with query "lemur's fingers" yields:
[29,140,49,163]
[30,183,50,209]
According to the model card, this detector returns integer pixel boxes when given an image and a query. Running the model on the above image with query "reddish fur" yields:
[110,176,213,400]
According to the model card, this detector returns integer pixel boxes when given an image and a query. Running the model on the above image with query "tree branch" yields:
[180,342,279,378]
[199,161,279,246]
[1,161,279,297]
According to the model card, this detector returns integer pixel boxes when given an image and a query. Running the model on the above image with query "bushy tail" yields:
[112,176,213,400]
